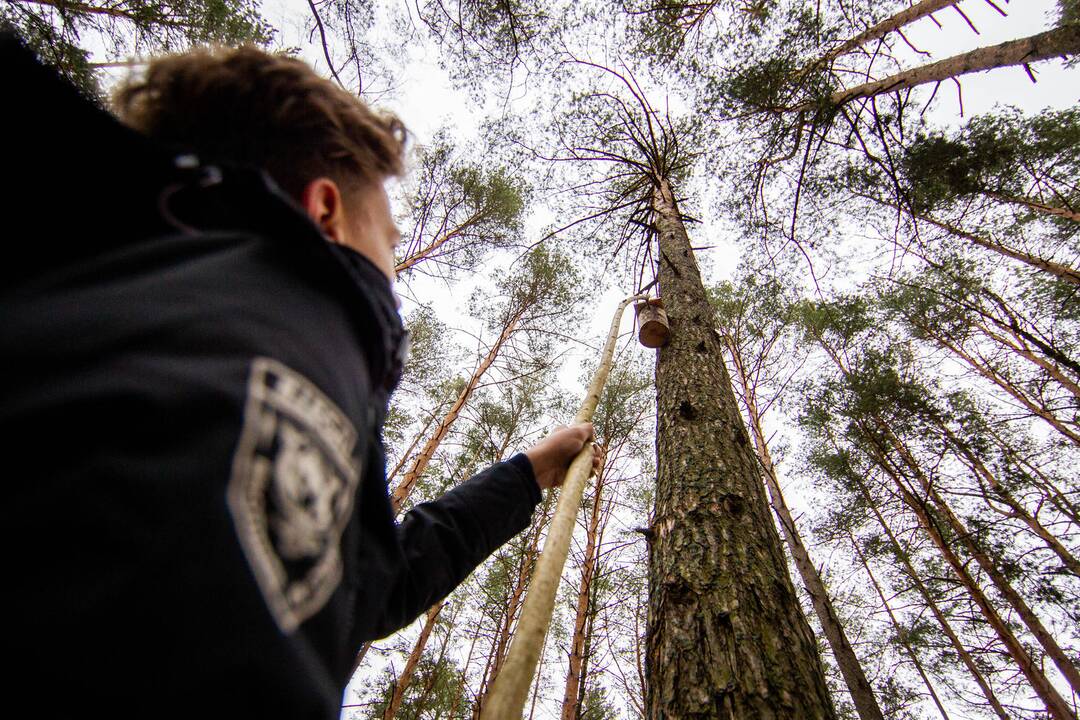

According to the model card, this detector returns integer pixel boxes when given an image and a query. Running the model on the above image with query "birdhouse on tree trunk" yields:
[635,298,670,348]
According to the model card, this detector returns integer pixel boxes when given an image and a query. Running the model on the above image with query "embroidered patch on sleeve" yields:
[228,357,361,633]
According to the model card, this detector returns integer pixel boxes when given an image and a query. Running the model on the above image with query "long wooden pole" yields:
[479,293,648,719]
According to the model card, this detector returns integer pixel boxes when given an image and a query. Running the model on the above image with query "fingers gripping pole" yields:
[479,294,648,719]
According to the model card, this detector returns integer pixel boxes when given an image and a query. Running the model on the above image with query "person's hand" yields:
[525,422,601,491]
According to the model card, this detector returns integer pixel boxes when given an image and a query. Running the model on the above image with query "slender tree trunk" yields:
[395,211,485,275]
[913,320,1080,445]
[811,339,1076,719]
[984,190,1080,224]
[918,212,1080,285]
[877,422,1080,695]
[647,178,836,719]
[967,317,1080,401]
[982,424,1080,527]
[940,423,1080,577]
[847,532,952,720]
[15,0,191,29]
[818,0,960,66]
[561,464,608,720]
[858,428,1077,720]
[475,509,546,715]
[815,24,1080,109]
[411,603,458,719]
[725,344,884,720]
[850,469,1011,720]
[387,411,440,486]
[391,314,521,511]
[384,603,445,720]
[873,197,1080,285]
[526,630,548,720]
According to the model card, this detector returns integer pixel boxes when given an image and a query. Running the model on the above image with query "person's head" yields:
[112,46,405,281]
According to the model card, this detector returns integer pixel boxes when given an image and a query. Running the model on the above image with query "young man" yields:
[3,36,594,717]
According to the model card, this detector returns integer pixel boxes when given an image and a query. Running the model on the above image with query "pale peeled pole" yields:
[479,292,664,719]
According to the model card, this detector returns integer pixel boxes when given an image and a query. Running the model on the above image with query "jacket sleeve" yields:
[364,454,542,639]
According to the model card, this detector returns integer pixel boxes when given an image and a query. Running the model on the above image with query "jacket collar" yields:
[164,159,407,400]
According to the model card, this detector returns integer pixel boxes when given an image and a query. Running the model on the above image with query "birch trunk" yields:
[726,344,884,720]
[647,178,836,719]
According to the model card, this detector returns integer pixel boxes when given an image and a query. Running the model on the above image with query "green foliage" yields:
[900,106,1080,216]
[1061,0,1080,25]
[400,131,530,278]
[621,0,777,65]
[2,12,101,98]
[580,681,620,720]
[2,0,275,99]
[415,0,553,93]
[362,650,470,719]
[485,244,581,331]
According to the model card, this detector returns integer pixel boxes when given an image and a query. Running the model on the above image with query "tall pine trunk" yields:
[646,178,836,719]
[818,0,960,67]
[857,426,1077,720]
[382,602,444,720]
[391,313,521,511]
[725,342,884,720]
[983,190,1080,224]
[856,194,1080,285]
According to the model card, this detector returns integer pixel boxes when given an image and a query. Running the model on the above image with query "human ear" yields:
[300,177,348,245]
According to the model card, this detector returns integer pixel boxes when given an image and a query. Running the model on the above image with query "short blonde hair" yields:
[113,46,406,199]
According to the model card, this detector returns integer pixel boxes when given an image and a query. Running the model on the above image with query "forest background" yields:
[4,0,1078,718]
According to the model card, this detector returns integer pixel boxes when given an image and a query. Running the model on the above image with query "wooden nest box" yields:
[635,298,670,348]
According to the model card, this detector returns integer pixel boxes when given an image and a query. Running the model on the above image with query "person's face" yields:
[342,183,400,281]
[301,177,400,282]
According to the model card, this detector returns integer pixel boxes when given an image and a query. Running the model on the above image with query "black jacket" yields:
[2,34,541,718]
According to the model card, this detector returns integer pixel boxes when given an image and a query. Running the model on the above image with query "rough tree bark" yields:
[726,344,884,720]
[647,178,836,719]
